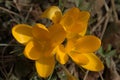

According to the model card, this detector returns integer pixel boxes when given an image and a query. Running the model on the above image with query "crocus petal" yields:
[69,22,87,33]
[24,40,42,60]
[81,53,104,71]
[60,7,80,32]
[62,7,80,20]
[32,23,49,41]
[60,15,74,31]
[41,6,62,23]
[68,52,89,65]
[76,11,90,36]
[75,35,101,52]
[60,9,88,34]
[56,45,69,64]
[48,24,66,47]
[77,11,90,22]
[35,56,55,78]
[65,38,76,53]
[79,25,87,36]
[12,24,32,45]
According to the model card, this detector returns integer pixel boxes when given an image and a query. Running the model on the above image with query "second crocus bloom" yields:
[41,6,104,71]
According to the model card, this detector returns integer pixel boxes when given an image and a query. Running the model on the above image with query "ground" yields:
[0,0,120,80]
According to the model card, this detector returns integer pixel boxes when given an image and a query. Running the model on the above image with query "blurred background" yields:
[0,0,120,80]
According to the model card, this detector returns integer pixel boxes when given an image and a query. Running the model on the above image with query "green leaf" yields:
[98,47,103,53]
[98,46,105,57]
[105,50,116,57]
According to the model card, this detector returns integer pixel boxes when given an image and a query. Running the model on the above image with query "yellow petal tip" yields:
[12,24,33,45]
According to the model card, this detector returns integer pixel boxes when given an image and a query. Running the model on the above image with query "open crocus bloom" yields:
[41,6,90,37]
[42,6,104,71]
[12,23,66,77]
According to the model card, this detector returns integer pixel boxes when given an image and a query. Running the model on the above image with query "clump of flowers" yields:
[12,6,104,78]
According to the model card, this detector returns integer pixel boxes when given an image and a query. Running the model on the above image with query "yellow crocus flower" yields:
[12,23,66,78]
[41,6,90,37]
[41,6,104,71]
